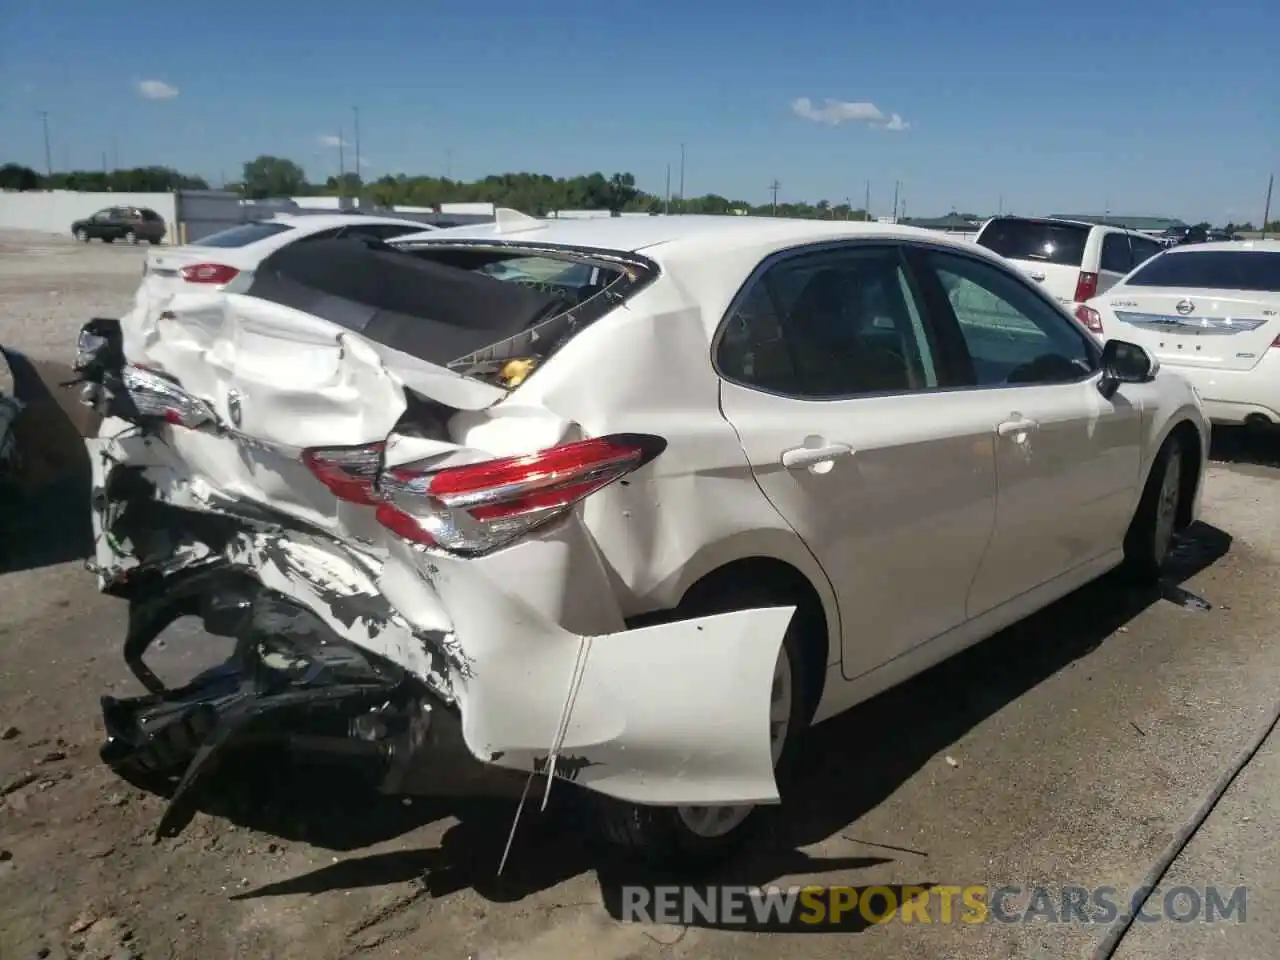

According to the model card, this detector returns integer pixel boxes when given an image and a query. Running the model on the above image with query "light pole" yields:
[39,111,52,177]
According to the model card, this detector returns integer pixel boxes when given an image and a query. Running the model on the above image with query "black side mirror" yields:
[1098,339,1157,397]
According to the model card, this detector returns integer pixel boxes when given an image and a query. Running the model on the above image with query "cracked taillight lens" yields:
[375,433,666,555]
[301,443,386,506]
[121,365,216,429]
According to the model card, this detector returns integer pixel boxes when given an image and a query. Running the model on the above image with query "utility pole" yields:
[445,148,453,180]
[768,179,781,215]
[353,106,361,192]
[664,163,671,216]
[337,128,345,202]
[864,180,871,221]
[101,151,107,176]
[678,143,686,206]
[1262,173,1274,239]
[998,193,1004,216]
[111,136,119,172]
[844,196,852,221]
[39,111,52,177]
[891,180,900,224]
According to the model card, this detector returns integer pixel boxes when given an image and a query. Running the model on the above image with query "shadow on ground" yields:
[195,521,1232,932]
[0,351,97,575]
[1209,425,1280,470]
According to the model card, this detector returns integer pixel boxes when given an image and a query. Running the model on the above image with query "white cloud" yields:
[791,97,909,131]
[318,134,350,148]
[137,79,179,100]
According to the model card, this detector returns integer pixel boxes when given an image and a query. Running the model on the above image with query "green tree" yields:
[0,163,40,191]
[241,156,307,199]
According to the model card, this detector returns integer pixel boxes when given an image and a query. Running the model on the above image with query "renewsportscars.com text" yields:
[620,884,1248,931]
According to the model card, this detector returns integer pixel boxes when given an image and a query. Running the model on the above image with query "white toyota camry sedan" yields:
[1085,239,1280,427]
[74,213,1209,866]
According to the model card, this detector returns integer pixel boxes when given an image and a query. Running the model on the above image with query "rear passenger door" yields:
[1098,231,1133,296]
[716,242,999,680]
[906,245,1143,616]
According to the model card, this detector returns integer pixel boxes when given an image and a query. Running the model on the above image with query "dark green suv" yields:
[71,206,167,245]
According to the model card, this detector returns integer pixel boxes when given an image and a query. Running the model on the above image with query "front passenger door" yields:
[717,243,999,680]
[909,247,1143,617]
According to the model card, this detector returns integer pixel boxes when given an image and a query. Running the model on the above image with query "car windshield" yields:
[976,219,1088,266]
[194,221,295,248]
[1126,251,1280,292]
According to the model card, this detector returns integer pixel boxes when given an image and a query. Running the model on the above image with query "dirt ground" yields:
[2,231,1278,960]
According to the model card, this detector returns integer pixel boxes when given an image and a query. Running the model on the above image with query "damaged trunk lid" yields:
[112,236,639,541]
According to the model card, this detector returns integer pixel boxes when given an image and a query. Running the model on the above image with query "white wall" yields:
[0,191,179,241]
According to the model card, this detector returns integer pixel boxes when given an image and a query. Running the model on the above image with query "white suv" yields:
[975,217,1165,336]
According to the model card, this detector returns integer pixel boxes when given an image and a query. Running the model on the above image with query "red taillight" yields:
[1073,271,1098,303]
[376,433,666,555]
[301,443,386,505]
[1271,335,1280,350]
[1075,304,1104,335]
[180,263,240,285]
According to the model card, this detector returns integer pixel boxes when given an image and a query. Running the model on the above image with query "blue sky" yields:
[2,0,1277,223]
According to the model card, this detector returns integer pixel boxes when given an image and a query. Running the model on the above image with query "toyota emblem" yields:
[227,389,243,428]
[1175,299,1195,316]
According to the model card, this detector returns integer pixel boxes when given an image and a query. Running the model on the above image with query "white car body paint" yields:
[95,215,1211,808]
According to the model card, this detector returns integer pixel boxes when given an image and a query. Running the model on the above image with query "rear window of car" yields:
[140,209,163,222]
[976,219,1089,267]
[195,221,295,248]
[1126,251,1280,292]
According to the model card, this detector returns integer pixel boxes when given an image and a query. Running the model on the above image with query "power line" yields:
[768,179,781,215]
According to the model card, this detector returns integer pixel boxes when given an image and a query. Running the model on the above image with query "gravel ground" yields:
[0,229,145,365]
[1,231,1278,959]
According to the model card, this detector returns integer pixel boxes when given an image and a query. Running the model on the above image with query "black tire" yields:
[103,236,115,244]
[1122,433,1184,584]
[593,582,817,868]
[148,237,162,245]
[75,228,89,243]
[125,230,139,244]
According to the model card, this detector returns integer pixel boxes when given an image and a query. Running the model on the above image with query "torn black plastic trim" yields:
[100,580,425,840]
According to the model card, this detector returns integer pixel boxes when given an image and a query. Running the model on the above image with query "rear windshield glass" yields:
[195,221,294,248]
[977,219,1088,267]
[243,238,644,385]
[1127,251,1280,292]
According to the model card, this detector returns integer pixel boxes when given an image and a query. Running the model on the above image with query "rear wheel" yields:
[594,583,815,866]
[1122,434,1184,583]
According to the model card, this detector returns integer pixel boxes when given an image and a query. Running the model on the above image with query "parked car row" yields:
[69,212,1208,867]
[973,216,1280,430]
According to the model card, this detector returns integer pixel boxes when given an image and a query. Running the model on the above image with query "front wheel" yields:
[125,230,139,244]
[1122,434,1184,583]
[75,228,89,242]
[594,592,814,867]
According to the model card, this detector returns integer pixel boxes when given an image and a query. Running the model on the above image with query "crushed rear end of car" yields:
[72,232,793,843]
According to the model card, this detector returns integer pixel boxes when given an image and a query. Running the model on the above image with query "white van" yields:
[974,216,1165,335]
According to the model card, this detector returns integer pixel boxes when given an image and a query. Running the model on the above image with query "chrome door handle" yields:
[781,443,853,470]
[1029,271,1046,281]
[997,416,1039,437]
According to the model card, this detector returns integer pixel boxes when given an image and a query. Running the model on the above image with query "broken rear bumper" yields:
[89,414,793,830]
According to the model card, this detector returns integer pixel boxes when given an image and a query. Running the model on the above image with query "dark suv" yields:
[71,207,167,245]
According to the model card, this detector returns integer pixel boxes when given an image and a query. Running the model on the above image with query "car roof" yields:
[393,214,1002,266]
[267,213,437,231]
[983,215,1156,237]
[1159,239,1280,255]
